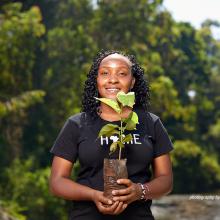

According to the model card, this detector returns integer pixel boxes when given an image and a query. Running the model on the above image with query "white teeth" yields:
[106,88,119,92]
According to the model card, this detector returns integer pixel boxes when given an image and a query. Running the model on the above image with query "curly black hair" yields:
[82,50,150,120]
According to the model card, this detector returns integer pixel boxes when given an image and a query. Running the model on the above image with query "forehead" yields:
[99,53,132,68]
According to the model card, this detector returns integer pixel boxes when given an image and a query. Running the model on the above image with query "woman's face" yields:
[97,53,135,100]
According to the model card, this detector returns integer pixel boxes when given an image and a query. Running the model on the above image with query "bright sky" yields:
[163,0,220,39]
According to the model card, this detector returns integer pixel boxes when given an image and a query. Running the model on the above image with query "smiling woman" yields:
[49,50,174,220]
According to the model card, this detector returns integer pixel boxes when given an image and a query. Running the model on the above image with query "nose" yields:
[108,73,119,83]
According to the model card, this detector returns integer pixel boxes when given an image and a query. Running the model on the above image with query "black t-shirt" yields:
[50,107,174,220]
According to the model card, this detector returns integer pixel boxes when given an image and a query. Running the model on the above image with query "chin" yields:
[105,94,117,100]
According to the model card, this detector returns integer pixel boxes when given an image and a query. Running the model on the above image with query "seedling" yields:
[95,91,139,160]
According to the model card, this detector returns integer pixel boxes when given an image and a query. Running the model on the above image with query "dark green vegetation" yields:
[0,0,220,219]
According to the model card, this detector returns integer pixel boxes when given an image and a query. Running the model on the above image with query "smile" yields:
[106,88,120,93]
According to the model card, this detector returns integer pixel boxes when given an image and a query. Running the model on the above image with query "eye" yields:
[100,71,108,76]
[118,72,127,76]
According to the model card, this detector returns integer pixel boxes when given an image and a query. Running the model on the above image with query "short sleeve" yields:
[153,118,174,158]
[50,119,79,162]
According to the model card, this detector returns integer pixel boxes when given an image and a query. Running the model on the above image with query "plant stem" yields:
[119,117,123,160]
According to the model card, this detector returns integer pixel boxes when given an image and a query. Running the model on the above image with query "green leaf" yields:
[126,121,136,130]
[118,141,125,149]
[104,129,120,137]
[125,112,139,130]
[122,111,133,123]
[98,124,119,138]
[110,141,118,153]
[131,111,139,124]
[122,134,133,143]
[95,97,121,113]
[116,91,135,107]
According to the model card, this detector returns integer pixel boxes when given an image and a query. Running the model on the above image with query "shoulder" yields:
[68,112,93,127]
[137,108,160,124]
[147,112,160,123]
[69,112,84,123]
[146,112,166,131]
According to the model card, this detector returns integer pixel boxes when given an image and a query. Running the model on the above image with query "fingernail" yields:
[112,190,116,195]
[117,180,121,184]
[108,200,112,205]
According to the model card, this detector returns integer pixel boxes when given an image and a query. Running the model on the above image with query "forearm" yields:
[145,174,173,199]
[50,176,96,201]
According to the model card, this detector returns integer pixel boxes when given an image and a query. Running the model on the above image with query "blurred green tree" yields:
[172,140,220,193]
[0,3,45,166]
[1,158,68,220]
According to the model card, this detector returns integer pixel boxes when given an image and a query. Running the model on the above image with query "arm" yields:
[146,153,173,198]
[49,156,95,201]
[111,153,173,203]
[49,156,127,215]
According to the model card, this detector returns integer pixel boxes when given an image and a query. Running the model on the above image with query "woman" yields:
[50,50,173,220]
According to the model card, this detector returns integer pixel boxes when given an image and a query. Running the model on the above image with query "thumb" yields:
[99,195,113,205]
[117,179,131,186]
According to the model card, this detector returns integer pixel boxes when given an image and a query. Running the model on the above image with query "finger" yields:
[110,201,119,210]
[113,201,124,215]
[112,187,131,196]
[123,203,128,209]
[99,195,113,205]
[103,201,119,214]
[121,203,128,213]
[98,201,117,214]
[101,200,118,210]
[117,179,132,186]
[112,194,132,203]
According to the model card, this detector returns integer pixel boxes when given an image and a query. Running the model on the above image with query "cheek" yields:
[96,76,102,87]
[121,78,134,89]
[96,77,105,93]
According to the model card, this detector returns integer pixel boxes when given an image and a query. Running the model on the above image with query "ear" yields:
[130,77,136,89]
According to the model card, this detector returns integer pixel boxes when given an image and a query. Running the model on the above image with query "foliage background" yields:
[0,0,220,219]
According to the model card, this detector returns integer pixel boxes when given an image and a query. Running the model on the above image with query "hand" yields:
[112,179,141,204]
[92,190,127,215]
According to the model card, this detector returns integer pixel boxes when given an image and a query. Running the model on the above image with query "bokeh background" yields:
[0,0,219,219]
